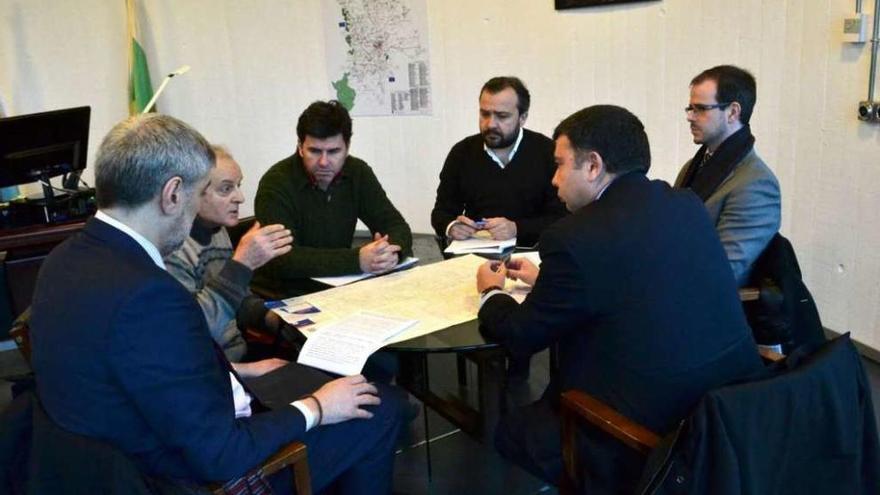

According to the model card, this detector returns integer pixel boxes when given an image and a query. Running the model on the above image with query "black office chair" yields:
[742,233,826,354]
[7,321,312,495]
[560,334,880,494]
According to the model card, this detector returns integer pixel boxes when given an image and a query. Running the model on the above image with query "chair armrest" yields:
[250,284,286,301]
[243,327,278,346]
[561,389,660,455]
[261,441,308,477]
[211,441,310,495]
[10,323,31,365]
[560,390,660,494]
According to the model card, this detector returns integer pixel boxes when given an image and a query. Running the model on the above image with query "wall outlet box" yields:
[858,100,880,122]
[844,13,870,43]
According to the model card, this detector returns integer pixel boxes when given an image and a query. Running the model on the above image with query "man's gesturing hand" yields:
[232,221,293,270]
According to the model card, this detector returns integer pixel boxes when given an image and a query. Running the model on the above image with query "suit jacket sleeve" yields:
[106,279,305,482]
[716,169,781,285]
[431,145,465,238]
[357,164,413,258]
[478,228,592,356]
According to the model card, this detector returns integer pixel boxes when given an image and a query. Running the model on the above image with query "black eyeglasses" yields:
[684,102,732,115]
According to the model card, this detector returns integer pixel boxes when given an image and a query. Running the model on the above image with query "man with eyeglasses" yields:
[674,65,780,286]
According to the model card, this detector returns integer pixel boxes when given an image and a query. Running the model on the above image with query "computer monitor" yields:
[0,106,90,189]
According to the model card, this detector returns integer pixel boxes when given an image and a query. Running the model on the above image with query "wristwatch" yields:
[480,285,503,297]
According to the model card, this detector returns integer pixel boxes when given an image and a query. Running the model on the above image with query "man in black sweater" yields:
[431,76,565,248]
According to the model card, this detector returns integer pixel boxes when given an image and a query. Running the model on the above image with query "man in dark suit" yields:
[29,114,403,493]
[475,105,763,493]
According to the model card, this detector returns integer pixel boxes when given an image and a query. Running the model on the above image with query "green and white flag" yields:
[126,0,154,115]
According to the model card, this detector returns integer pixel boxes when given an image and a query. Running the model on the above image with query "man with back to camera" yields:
[475,105,763,493]
[675,65,781,286]
[431,76,565,247]
[165,145,293,363]
[29,113,404,494]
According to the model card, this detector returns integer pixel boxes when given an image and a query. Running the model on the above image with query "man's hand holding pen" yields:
[450,215,517,241]
[476,258,507,293]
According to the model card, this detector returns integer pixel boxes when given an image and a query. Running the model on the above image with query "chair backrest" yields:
[27,393,156,495]
[227,216,257,249]
[641,334,880,495]
[743,233,825,353]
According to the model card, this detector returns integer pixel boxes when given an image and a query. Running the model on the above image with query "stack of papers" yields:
[444,237,516,255]
[312,256,419,287]
[296,312,417,376]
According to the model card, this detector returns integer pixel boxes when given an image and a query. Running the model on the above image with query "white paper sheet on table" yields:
[296,311,417,376]
[444,237,516,255]
[311,257,419,287]
[272,254,486,345]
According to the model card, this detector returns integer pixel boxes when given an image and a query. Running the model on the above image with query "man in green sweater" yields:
[254,100,413,297]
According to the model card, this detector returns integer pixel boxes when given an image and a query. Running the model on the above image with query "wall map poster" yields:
[323,0,432,116]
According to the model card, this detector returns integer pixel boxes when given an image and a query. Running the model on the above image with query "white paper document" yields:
[444,237,516,254]
[311,257,419,287]
[297,312,417,376]
[272,254,486,344]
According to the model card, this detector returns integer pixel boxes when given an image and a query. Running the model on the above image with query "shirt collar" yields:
[95,210,166,270]
[595,180,613,201]
[483,127,524,169]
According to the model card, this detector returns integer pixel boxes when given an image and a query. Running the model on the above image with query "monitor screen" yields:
[0,106,91,189]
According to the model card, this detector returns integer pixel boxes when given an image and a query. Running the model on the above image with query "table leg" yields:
[456,354,468,386]
[471,348,506,445]
[397,352,433,483]
[421,353,433,483]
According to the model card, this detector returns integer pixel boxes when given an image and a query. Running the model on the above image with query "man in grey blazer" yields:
[675,65,781,286]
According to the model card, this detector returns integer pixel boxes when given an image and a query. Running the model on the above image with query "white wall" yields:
[3,0,880,351]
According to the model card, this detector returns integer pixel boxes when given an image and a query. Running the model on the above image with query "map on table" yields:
[322,0,432,116]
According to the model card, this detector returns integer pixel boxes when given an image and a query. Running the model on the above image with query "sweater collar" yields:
[290,153,349,191]
[189,216,222,246]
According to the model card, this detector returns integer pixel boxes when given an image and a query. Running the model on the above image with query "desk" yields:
[0,219,87,337]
